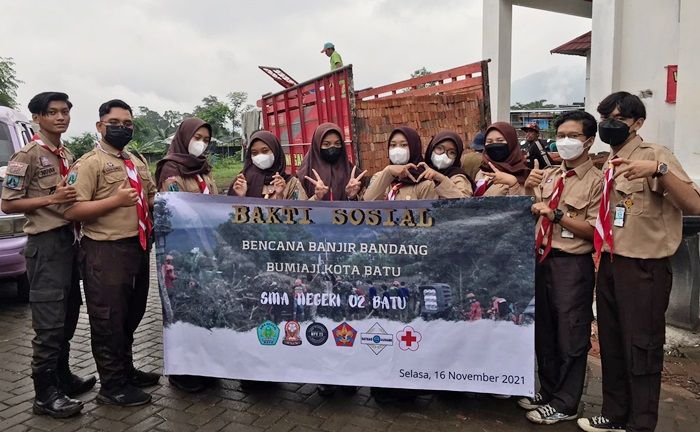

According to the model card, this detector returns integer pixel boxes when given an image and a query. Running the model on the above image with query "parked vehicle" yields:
[0,106,35,301]
[419,283,454,320]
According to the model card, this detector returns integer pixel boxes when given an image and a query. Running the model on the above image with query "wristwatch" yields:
[552,209,564,224]
[652,162,668,178]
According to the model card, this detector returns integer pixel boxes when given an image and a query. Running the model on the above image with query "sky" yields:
[1,0,590,136]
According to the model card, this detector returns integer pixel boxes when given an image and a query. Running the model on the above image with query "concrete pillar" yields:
[586,0,623,154]
[482,0,513,123]
[673,0,700,182]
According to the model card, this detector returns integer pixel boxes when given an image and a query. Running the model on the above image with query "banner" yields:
[154,193,535,396]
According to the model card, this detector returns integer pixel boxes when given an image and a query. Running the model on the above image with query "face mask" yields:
[598,118,631,147]
[188,139,207,157]
[320,147,342,164]
[389,147,410,165]
[431,152,454,170]
[104,125,133,150]
[252,153,274,170]
[485,143,510,163]
[556,137,586,160]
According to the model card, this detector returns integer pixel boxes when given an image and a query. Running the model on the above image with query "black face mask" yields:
[485,143,510,162]
[320,147,342,164]
[104,125,133,150]
[598,118,631,147]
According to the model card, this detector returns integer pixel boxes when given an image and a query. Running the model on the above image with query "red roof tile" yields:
[550,31,591,57]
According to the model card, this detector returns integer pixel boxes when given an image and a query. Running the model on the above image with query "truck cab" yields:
[0,106,36,301]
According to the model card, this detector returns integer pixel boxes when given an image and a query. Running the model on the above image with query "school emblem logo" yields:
[4,175,21,190]
[168,182,180,192]
[396,326,422,352]
[305,322,329,346]
[332,322,357,347]
[40,156,52,167]
[257,321,280,346]
[360,323,393,355]
[66,171,78,185]
[282,320,302,346]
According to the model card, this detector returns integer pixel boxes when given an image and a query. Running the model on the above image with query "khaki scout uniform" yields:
[474,170,526,196]
[67,140,157,390]
[1,133,81,380]
[530,158,602,415]
[270,176,307,200]
[434,174,472,199]
[597,136,700,431]
[162,173,218,194]
[363,167,438,201]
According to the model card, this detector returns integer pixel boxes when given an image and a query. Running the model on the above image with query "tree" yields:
[194,96,232,140]
[0,57,22,108]
[510,99,556,110]
[406,66,436,90]
[65,132,98,159]
[226,91,252,140]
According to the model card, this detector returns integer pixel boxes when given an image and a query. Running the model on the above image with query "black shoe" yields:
[317,384,336,397]
[32,370,83,419]
[129,369,160,388]
[577,416,627,431]
[58,372,97,397]
[97,384,152,407]
[169,375,208,393]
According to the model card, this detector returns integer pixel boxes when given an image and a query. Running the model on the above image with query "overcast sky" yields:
[1,0,590,136]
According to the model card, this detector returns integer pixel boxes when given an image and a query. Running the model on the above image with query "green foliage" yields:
[194,96,232,140]
[511,99,556,110]
[211,156,243,189]
[0,57,22,108]
[65,132,98,159]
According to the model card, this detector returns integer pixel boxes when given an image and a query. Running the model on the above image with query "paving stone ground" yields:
[1,263,698,432]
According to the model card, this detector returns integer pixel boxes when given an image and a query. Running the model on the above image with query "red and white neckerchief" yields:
[32,134,69,177]
[473,178,493,197]
[535,169,576,261]
[387,182,404,201]
[594,161,616,264]
[195,174,210,194]
[120,151,152,251]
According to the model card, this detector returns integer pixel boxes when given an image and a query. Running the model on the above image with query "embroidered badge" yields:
[67,171,78,185]
[40,156,52,167]
[6,161,28,176]
[167,182,180,192]
[624,197,634,210]
[37,166,57,178]
[4,175,22,190]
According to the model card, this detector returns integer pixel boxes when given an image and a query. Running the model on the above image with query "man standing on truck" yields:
[1,92,94,418]
[321,42,343,71]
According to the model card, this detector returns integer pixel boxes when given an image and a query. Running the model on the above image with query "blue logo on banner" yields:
[257,321,280,346]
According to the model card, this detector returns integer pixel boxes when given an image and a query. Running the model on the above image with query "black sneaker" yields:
[517,392,546,410]
[33,392,84,418]
[577,416,627,431]
[526,404,577,424]
[169,375,208,393]
[129,369,160,388]
[97,384,152,407]
[58,372,97,397]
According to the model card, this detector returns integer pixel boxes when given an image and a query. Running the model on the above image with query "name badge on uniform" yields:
[40,156,52,167]
[561,228,575,239]
[614,205,626,227]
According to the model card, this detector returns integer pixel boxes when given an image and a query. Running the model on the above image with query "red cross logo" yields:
[397,326,422,351]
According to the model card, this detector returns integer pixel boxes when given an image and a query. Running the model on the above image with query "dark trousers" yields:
[597,253,672,432]
[81,237,149,390]
[26,225,81,376]
[535,252,594,414]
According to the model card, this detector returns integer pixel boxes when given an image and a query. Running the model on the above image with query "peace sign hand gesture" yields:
[305,169,330,200]
[483,162,518,187]
[345,166,368,199]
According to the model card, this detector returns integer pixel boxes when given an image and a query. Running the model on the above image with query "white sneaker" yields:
[526,404,577,425]
[517,392,545,410]
[577,416,627,431]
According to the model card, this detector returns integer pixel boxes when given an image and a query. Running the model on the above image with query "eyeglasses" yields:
[102,120,134,129]
[555,133,586,140]
[433,145,457,159]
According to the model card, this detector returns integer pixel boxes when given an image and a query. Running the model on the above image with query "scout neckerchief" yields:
[594,161,615,264]
[473,178,493,197]
[120,153,152,250]
[195,174,210,194]
[33,134,69,177]
[387,182,404,201]
[535,169,576,261]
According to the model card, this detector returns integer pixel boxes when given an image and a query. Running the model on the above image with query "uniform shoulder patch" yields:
[4,175,24,190]
[6,161,29,176]
[66,171,78,185]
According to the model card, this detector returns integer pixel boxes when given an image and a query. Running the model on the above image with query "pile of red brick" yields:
[355,93,484,176]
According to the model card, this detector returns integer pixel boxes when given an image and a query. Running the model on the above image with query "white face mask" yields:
[389,147,410,165]
[188,139,207,157]
[431,152,454,170]
[252,153,274,170]
[556,137,587,161]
